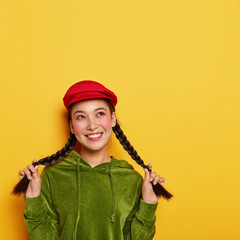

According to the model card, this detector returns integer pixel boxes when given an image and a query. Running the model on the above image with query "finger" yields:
[32,160,40,170]
[144,168,150,182]
[28,164,40,179]
[150,172,157,182]
[23,168,32,180]
[159,177,165,186]
[18,169,25,176]
[18,170,25,180]
[32,167,40,179]
[32,159,39,168]
[153,175,161,185]
[27,164,36,173]
[148,163,152,171]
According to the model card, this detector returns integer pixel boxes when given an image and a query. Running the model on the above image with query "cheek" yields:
[101,117,112,130]
[72,122,85,133]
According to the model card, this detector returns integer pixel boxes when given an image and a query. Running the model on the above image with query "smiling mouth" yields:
[86,133,103,140]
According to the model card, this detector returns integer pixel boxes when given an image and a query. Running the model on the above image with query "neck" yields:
[80,147,111,168]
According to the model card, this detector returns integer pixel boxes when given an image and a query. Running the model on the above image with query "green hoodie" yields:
[24,151,157,240]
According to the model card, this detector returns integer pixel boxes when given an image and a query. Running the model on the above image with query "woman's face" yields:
[69,99,116,153]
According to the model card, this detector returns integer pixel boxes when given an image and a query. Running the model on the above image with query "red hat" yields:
[63,80,118,110]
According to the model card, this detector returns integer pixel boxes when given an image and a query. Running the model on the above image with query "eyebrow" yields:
[73,107,107,115]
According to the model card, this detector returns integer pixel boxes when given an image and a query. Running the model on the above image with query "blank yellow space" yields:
[0,0,239,239]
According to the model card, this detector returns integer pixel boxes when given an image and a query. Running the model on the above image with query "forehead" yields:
[70,99,109,113]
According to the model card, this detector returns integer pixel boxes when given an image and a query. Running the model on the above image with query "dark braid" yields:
[112,122,148,170]
[112,121,173,200]
[38,133,76,166]
[12,133,76,195]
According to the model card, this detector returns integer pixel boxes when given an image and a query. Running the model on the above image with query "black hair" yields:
[13,100,173,200]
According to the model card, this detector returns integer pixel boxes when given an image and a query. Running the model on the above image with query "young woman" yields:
[15,80,172,240]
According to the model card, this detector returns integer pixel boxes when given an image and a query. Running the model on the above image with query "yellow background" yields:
[1,0,240,239]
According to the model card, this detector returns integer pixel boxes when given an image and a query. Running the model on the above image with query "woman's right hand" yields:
[18,160,41,198]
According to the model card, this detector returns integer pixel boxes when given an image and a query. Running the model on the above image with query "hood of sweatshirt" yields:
[51,150,136,239]
[62,150,134,171]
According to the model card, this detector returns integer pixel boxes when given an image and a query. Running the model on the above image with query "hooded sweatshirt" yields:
[24,151,157,240]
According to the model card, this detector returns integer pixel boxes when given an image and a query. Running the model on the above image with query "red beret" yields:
[63,80,118,110]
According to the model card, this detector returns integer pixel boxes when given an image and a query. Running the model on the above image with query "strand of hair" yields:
[112,122,173,200]
[12,134,76,196]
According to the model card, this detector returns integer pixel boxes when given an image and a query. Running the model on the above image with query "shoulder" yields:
[110,156,143,183]
[41,151,78,178]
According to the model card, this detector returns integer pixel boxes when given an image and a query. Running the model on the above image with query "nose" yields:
[87,117,98,131]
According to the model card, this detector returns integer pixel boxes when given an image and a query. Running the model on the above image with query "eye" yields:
[96,111,105,117]
[76,115,86,120]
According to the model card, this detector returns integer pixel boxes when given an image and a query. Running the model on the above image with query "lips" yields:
[86,133,103,141]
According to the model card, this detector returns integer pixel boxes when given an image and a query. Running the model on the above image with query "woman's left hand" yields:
[142,163,165,204]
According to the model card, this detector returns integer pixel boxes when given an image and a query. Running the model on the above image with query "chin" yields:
[81,141,109,152]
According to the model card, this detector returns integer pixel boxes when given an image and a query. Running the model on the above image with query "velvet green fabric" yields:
[24,151,157,240]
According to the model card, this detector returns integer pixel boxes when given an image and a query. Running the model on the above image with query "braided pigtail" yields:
[112,122,173,200]
[12,133,76,195]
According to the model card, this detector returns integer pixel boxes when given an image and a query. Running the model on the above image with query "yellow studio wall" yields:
[0,0,240,239]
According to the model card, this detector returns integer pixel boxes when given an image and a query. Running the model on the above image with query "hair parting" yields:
[12,133,76,195]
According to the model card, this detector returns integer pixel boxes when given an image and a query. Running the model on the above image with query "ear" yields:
[69,120,74,134]
[111,112,117,127]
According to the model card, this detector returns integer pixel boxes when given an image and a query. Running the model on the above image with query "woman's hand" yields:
[18,160,41,198]
[142,163,165,204]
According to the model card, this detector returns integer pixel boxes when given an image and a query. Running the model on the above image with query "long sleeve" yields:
[123,180,158,240]
[24,169,59,240]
